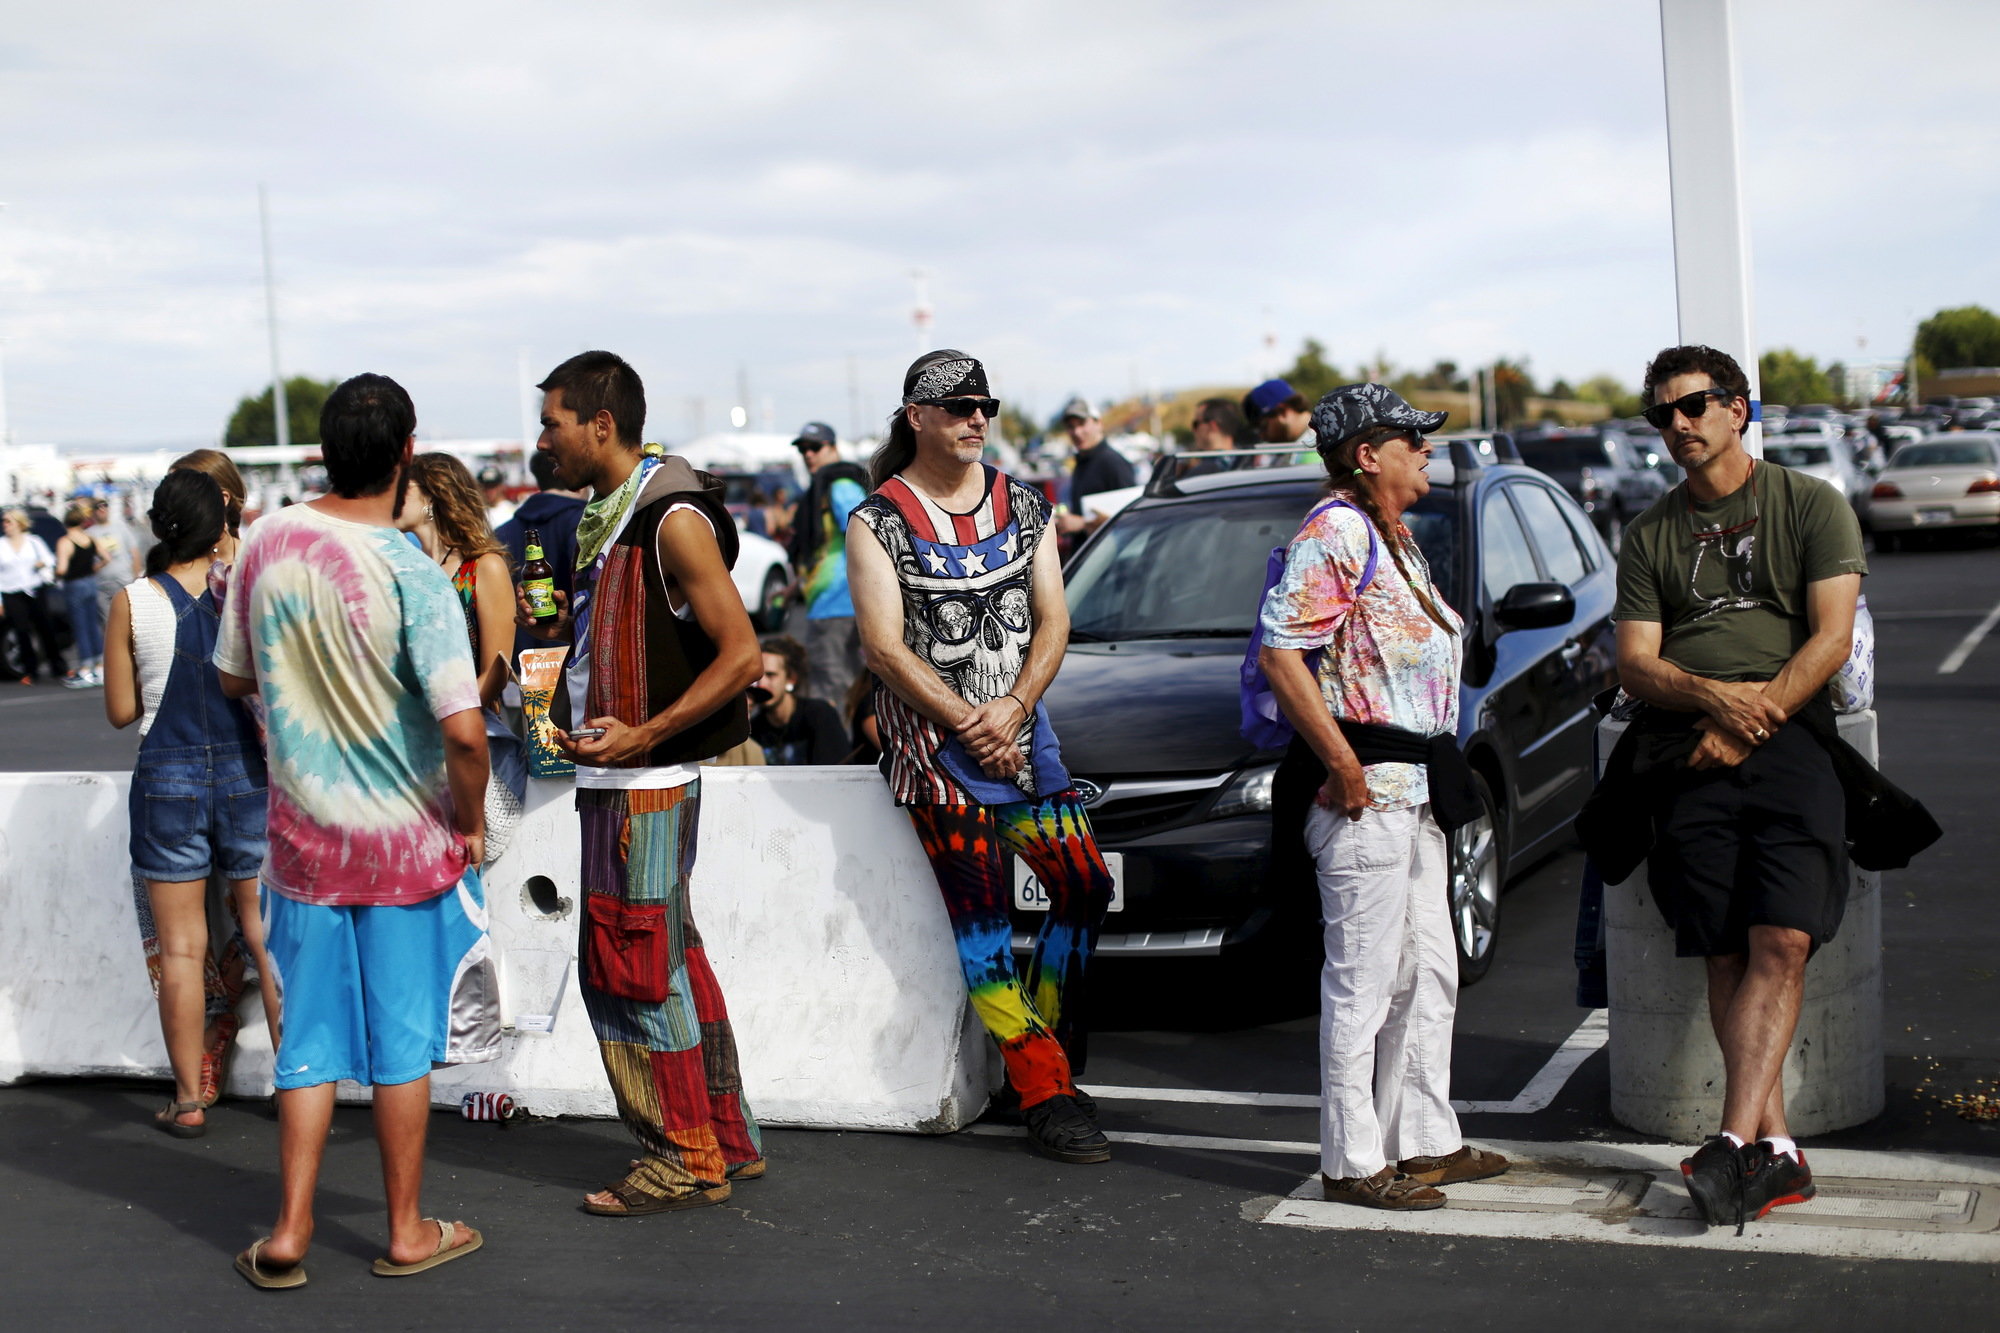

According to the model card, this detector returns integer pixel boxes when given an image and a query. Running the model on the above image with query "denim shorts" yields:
[127,744,269,883]
[262,872,501,1089]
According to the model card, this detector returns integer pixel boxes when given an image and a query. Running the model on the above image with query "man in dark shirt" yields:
[749,635,849,764]
[1053,395,1134,536]
[496,451,585,653]
[1613,343,1866,1232]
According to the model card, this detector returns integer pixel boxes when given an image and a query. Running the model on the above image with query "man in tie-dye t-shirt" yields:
[213,374,495,1288]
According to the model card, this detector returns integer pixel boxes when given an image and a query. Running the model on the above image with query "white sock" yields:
[1721,1131,1746,1148]
[1762,1135,1799,1161]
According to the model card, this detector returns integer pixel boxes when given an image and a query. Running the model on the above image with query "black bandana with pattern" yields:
[902,349,989,404]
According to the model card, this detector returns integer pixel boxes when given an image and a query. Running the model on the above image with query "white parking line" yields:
[1938,596,2000,673]
[1077,1009,1609,1117]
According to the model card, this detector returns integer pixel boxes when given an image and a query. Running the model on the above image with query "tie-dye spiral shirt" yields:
[1258,502,1463,810]
[215,503,482,906]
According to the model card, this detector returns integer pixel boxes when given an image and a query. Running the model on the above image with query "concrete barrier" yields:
[0,767,997,1132]
[1602,711,1885,1139]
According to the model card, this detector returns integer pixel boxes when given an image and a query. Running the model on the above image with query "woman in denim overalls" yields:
[103,470,278,1137]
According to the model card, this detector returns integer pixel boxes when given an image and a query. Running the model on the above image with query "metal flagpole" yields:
[258,184,290,449]
[1658,0,1762,456]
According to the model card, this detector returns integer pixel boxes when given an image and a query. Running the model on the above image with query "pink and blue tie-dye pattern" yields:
[215,504,481,906]
[1257,503,1462,810]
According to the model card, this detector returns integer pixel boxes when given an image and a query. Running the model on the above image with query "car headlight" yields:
[1209,763,1278,820]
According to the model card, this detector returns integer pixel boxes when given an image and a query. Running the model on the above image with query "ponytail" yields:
[869,407,919,491]
[144,470,227,576]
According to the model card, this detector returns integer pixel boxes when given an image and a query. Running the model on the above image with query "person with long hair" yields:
[0,507,64,685]
[1258,383,1507,1210]
[102,470,277,1137]
[400,453,526,806]
[54,500,109,686]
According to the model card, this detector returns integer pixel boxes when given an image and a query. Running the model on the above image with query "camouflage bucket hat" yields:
[1311,383,1448,451]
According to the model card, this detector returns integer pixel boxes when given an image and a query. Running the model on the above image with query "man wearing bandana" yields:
[517,350,768,1215]
[848,349,1116,1164]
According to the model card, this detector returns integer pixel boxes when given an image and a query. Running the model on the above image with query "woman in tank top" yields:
[102,471,279,1137]
[399,453,525,814]
[54,501,109,687]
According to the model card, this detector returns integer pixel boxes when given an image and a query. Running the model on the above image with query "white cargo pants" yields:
[1307,801,1463,1181]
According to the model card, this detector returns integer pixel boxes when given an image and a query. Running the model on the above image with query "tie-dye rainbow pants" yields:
[577,782,763,1201]
[906,791,1114,1109]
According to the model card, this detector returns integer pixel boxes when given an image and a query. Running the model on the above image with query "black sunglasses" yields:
[924,397,1000,419]
[1642,388,1735,431]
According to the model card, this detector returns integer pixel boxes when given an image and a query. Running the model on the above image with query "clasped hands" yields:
[958,694,1029,780]
[1689,680,1788,770]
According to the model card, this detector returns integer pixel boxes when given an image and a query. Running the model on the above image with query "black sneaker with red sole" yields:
[1680,1135,1746,1229]
[1740,1142,1816,1220]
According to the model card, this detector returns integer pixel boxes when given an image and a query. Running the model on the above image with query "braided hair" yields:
[1316,425,1456,634]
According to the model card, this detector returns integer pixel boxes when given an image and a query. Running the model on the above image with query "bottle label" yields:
[524,543,545,562]
[524,578,557,617]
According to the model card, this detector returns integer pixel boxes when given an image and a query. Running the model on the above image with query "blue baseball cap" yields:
[1245,379,1300,417]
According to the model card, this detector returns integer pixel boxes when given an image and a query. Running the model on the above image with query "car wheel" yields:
[757,567,788,631]
[1448,772,1506,987]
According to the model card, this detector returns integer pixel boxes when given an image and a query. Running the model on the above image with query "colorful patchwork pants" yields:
[906,791,1114,1109]
[578,782,762,1200]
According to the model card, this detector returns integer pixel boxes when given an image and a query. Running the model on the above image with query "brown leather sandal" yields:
[1397,1146,1510,1186]
[1321,1166,1446,1210]
[154,1100,206,1139]
[582,1177,730,1217]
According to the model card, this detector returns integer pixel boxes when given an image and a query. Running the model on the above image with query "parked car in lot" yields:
[1864,434,2000,549]
[732,525,793,630]
[1509,424,1667,546]
[1023,446,1618,984]
[1764,425,1869,506]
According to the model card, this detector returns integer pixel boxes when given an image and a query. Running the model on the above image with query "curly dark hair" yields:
[1642,345,1751,409]
[758,634,810,688]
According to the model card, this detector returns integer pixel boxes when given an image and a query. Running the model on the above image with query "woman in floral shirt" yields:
[1258,384,1509,1211]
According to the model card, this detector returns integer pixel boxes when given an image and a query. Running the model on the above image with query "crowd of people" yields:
[70,334,1912,1289]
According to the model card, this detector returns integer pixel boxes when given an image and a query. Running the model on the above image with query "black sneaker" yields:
[1680,1135,1747,1230]
[1741,1142,1816,1221]
[987,1084,1096,1124]
[1023,1093,1111,1164]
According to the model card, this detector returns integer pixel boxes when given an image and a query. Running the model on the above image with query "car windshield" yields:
[1766,444,1833,467]
[1514,437,1609,470]
[1891,441,1998,468]
[1065,491,1459,640]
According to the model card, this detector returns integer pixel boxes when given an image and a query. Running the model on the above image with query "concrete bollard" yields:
[1601,710,1885,1140]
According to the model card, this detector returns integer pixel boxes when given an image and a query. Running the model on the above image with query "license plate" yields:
[1014,853,1123,913]
[1915,507,1955,526]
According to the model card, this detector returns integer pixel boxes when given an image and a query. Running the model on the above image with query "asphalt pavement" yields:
[3,535,1999,1328]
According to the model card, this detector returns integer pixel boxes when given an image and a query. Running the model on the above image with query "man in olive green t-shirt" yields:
[1612,344,1865,1231]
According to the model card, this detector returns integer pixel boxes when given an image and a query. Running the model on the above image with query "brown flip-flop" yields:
[370,1218,483,1277]
[234,1237,307,1290]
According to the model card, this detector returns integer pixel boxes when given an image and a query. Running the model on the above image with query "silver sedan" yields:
[1865,433,2000,550]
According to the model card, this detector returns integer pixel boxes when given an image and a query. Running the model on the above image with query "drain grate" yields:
[1440,1169,1651,1216]
[1765,1178,1994,1233]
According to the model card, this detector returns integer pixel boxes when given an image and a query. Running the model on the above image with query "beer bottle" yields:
[521,530,559,620]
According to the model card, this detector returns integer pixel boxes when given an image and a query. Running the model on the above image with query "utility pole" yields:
[911,270,933,353]
[1658,0,1762,456]
[846,353,863,440]
[258,184,290,448]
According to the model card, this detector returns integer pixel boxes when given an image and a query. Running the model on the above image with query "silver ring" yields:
[1754,728,1767,741]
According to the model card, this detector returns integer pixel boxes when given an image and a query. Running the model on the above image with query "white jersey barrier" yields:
[1601,710,1884,1140]
[0,767,998,1132]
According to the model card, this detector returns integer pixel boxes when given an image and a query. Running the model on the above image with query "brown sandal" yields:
[1321,1166,1446,1210]
[583,1177,730,1217]
[1397,1146,1510,1187]
[155,1100,206,1139]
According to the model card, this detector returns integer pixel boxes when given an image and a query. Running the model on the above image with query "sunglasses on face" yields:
[926,397,1000,419]
[1643,388,1735,431]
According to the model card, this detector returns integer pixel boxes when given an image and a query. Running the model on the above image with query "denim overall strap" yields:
[138,574,230,756]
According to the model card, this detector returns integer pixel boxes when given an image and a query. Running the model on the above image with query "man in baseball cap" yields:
[785,420,869,701]
[477,463,516,528]
[1245,378,1316,451]
[1054,395,1134,535]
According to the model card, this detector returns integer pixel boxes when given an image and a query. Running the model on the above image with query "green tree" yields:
[1914,305,2000,370]
[1280,339,1344,404]
[1491,358,1536,426]
[224,375,339,448]
[1757,349,1832,408]
[1574,375,1644,418]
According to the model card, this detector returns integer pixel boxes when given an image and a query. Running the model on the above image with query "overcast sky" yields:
[3,0,1995,448]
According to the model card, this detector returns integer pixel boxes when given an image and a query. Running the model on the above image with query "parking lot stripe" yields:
[1079,1009,1609,1116]
[965,1123,1317,1156]
[1938,596,2000,674]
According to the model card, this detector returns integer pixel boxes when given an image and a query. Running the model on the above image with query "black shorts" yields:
[1646,720,1847,958]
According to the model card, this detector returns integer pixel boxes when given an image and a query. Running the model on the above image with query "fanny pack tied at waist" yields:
[1332,719,1483,833]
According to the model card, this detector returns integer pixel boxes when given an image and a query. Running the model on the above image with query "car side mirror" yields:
[1493,582,1575,631]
